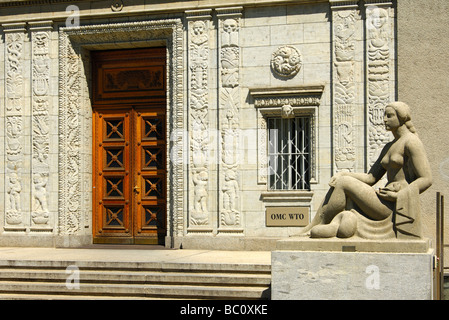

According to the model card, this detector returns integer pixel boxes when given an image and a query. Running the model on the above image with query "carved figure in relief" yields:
[7,173,22,212]
[33,173,49,213]
[367,8,389,69]
[193,170,208,214]
[221,168,239,226]
[222,170,239,213]
[301,102,432,240]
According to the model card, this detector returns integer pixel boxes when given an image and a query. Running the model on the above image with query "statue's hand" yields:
[329,172,347,188]
[376,188,398,202]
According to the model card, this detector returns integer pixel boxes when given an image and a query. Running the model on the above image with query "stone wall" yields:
[0,0,404,249]
[397,0,449,260]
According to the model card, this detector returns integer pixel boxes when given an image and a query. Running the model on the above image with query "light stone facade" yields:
[0,0,409,249]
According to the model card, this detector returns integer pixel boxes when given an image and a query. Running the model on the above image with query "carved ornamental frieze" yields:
[4,23,26,228]
[217,7,243,232]
[365,1,395,167]
[30,21,53,229]
[186,10,213,230]
[331,3,359,173]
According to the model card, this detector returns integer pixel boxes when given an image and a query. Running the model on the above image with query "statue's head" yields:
[385,101,417,134]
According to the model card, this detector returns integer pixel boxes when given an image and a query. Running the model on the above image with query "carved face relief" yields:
[223,19,238,33]
[192,20,206,36]
[191,20,208,46]
[34,32,48,49]
[369,8,388,30]
[281,104,295,119]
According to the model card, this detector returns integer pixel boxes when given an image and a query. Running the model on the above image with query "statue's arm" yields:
[346,146,388,186]
[329,165,385,188]
[354,166,385,186]
[406,137,433,193]
[329,143,388,187]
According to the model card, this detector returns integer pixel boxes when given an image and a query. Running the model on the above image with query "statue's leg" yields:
[310,210,357,239]
[334,176,394,221]
[310,216,340,238]
[298,189,334,235]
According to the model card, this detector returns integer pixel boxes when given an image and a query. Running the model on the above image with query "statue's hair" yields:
[386,101,418,135]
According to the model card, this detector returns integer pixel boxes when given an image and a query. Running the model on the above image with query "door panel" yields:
[92,47,167,245]
[133,109,167,243]
[94,109,132,241]
[93,108,166,244]
[91,47,166,105]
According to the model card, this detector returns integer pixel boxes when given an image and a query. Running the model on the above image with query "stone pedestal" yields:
[271,238,435,300]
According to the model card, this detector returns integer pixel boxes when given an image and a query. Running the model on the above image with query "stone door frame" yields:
[58,19,184,246]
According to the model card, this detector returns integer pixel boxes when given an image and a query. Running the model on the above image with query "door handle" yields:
[133,185,140,194]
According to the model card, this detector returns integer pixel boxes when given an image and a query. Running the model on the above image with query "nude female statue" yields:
[302,102,432,239]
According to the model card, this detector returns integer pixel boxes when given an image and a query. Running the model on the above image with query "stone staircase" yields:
[0,259,271,300]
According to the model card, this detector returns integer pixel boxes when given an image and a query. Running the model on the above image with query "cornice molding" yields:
[0,0,329,8]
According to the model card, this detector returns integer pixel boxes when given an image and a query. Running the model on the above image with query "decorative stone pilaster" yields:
[186,9,214,232]
[330,0,363,173]
[365,0,395,168]
[3,23,27,230]
[29,21,53,230]
[217,7,243,233]
[58,31,82,235]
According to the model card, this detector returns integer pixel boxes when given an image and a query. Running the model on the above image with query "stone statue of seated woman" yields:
[301,102,432,240]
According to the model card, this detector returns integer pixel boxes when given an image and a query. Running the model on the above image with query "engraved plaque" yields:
[266,207,309,227]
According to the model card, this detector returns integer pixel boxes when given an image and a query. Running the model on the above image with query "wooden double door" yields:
[92,48,167,244]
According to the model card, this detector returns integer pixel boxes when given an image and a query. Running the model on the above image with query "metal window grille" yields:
[268,117,311,190]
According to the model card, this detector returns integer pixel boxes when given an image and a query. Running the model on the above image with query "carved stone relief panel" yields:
[30,21,53,230]
[4,23,26,229]
[271,46,302,79]
[365,1,395,168]
[186,10,213,230]
[331,3,359,173]
[217,7,243,233]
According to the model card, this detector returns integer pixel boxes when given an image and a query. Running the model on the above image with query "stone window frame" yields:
[58,19,184,240]
[250,85,324,203]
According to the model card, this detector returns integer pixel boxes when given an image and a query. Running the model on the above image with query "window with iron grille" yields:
[267,117,311,190]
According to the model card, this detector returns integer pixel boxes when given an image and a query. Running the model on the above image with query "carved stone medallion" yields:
[271,46,302,79]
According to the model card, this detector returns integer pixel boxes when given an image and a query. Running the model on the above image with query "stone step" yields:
[0,268,271,287]
[0,280,269,299]
[0,293,182,300]
[0,258,271,300]
[0,259,271,274]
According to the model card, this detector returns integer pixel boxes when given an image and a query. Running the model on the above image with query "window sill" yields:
[260,190,313,204]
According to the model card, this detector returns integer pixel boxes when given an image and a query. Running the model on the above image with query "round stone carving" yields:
[271,46,302,79]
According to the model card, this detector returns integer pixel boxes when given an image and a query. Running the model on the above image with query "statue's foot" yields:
[310,223,339,238]
[309,211,358,239]
[336,211,357,238]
